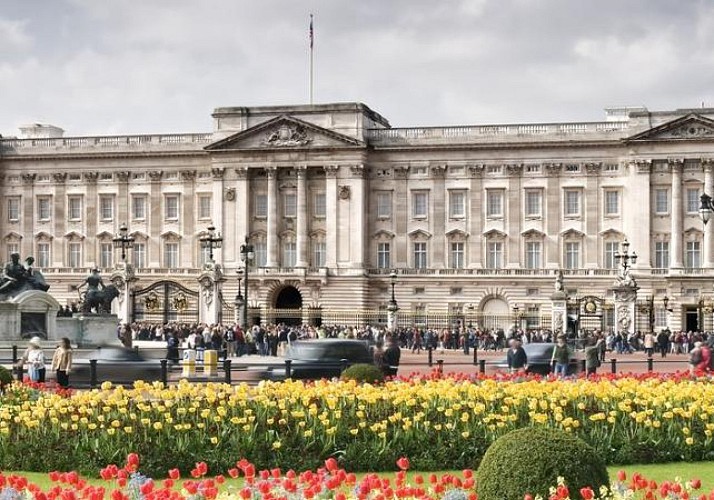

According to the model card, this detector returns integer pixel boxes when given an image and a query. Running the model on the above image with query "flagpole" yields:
[309,13,314,105]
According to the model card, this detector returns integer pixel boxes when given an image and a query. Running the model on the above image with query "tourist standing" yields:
[21,336,46,383]
[381,335,401,377]
[507,339,528,373]
[51,337,73,387]
[550,335,570,378]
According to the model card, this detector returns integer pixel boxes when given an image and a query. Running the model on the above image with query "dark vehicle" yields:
[496,342,580,376]
[71,345,163,386]
[276,339,375,380]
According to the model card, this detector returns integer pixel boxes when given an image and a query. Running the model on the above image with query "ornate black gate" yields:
[569,295,606,334]
[131,281,199,324]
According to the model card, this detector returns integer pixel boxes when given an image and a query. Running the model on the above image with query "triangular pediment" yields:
[626,113,714,142]
[561,228,585,238]
[521,228,546,238]
[483,229,507,238]
[205,115,365,151]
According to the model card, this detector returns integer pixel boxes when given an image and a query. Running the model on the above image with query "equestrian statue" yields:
[77,268,120,314]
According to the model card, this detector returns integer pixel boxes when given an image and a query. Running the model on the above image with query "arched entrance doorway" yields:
[480,297,511,331]
[273,286,303,325]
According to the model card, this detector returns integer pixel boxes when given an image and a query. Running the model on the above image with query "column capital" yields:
[702,158,714,172]
[393,165,409,179]
[181,170,197,181]
[544,163,562,176]
[52,172,67,184]
[350,164,366,178]
[83,172,98,183]
[668,158,685,171]
[584,162,602,174]
[234,166,249,179]
[265,166,278,179]
[211,167,225,180]
[505,163,523,176]
[116,171,130,182]
[21,173,36,185]
[467,164,484,178]
[295,165,308,178]
[633,160,652,174]
[148,170,163,181]
[323,165,339,178]
[430,164,446,178]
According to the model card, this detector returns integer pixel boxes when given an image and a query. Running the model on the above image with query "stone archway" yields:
[480,296,511,331]
[274,286,303,325]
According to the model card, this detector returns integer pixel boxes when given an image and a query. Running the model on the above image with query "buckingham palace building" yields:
[2,101,714,333]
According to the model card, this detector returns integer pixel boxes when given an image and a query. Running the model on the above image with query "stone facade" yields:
[1,102,714,332]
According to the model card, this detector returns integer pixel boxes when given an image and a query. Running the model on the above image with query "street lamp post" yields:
[234,270,244,325]
[239,236,255,331]
[614,239,638,279]
[387,269,399,331]
[112,223,135,263]
[199,223,223,263]
[512,305,520,331]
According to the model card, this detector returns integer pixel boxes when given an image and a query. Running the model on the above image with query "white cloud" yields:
[2,0,714,135]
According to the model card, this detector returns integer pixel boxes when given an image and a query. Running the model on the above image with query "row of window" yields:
[374,240,702,270]
[6,194,204,223]
[6,239,329,270]
[6,238,700,271]
[375,186,702,220]
[6,191,331,223]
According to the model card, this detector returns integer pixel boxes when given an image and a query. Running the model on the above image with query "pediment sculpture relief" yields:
[262,124,312,147]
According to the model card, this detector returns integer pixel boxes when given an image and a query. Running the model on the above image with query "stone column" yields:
[431,165,446,268]
[296,166,309,267]
[266,167,278,267]
[182,170,197,266]
[20,174,36,258]
[148,171,163,267]
[83,172,99,266]
[324,165,339,268]
[52,173,67,262]
[116,171,130,226]
[703,159,714,268]
[506,164,523,267]
[670,159,684,269]
[349,164,366,268]
[545,164,562,268]
[235,167,250,245]
[468,165,483,267]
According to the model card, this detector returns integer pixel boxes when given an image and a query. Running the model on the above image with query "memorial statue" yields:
[78,268,120,314]
[0,253,50,297]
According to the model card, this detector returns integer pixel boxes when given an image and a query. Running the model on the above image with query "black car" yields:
[496,342,580,376]
[273,339,375,380]
[71,345,163,386]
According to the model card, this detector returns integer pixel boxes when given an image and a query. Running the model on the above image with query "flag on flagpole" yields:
[309,14,314,49]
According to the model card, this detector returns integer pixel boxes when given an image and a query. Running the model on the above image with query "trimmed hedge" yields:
[0,366,13,391]
[340,363,384,384]
[476,427,609,500]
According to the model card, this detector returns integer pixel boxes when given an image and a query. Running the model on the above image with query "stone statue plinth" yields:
[612,284,638,336]
[0,290,60,341]
[550,290,568,335]
[56,313,120,347]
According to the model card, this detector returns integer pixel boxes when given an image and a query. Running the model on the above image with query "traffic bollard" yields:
[160,359,168,386]
[223,359,232,384]
[89,359,98,388]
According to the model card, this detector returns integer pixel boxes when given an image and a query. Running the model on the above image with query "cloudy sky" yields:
[2,0,714,137]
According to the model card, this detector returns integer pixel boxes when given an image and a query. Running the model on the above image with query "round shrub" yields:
[476,427,609,500]
[340,363,384,384]
[0,366,13,391]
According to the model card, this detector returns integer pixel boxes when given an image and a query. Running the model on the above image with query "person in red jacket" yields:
[697,342,711,373]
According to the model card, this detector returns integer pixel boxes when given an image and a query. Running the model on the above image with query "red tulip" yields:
[396,457,410,471]
[325,457,339,472]
[239,487,252,499]
[617,470,627,482]
[580,487,594,500]
[228,468,239,479]
[168,468,180,480]
[691,479,702,490]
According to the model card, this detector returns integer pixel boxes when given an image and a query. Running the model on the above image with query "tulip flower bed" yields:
[1,454,712,500]
[2,372,714,476]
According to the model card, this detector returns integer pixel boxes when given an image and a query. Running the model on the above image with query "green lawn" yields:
[5,462,714,493]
